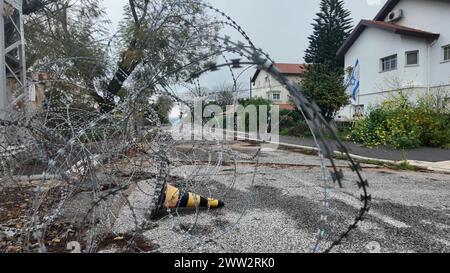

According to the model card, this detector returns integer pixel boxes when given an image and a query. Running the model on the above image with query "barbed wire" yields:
[0,0,371,253]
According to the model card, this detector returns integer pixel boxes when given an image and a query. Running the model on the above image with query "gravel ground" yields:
[112,142,450,253]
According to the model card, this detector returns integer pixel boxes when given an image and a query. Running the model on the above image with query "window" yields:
[443,45,450,62]
[272,93,281,101]
[445,98,450,110]
[380,54,397,72]
[353,105,365,118]
[406,51,419,66]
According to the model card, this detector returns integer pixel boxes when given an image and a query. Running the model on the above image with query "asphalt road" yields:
[279,135,450,163]
[112,142,450,253]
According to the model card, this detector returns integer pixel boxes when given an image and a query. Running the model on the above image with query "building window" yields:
[405,50,419,66]
[353,105,365,118]
[443,45,450,62]
[444,98,450,110]
[272,93,281,101]
[380,54,397,72]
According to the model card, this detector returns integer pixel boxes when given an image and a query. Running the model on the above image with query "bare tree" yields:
[213,82,245,107]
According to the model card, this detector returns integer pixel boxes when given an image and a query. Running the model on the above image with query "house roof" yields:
[273,102,296,111]
[336,20,440,62]
[251,63,307,83]
[274,63,307,74]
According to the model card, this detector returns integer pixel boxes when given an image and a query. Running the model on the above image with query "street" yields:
[111,142,450,253]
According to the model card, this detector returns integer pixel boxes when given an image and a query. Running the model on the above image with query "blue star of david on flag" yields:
[345,59,360,101]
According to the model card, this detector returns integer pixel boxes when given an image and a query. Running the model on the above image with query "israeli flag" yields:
[346,59,360,101]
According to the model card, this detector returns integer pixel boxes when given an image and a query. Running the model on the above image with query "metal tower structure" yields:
[0,0,27,121]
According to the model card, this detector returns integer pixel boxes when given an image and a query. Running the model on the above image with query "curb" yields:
[164,127,450,174]
[236,135,450,174]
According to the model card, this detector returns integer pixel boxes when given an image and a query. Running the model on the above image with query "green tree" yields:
[304,0,353,68]
[23,0,109,133]
[27,1,107,75]
[153,96,174,124]
[302,0,352,120]
[25,0,108,96]
[24,0,217,114]
[301,63,349,121]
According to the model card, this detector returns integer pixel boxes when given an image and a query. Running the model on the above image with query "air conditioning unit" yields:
[387,9,404,22]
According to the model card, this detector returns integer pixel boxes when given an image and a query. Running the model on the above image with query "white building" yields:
[251,63,307,110]
[337,0,450,119]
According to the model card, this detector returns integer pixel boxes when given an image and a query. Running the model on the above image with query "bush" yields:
[238,98,271,133]
[152,96,174,125]
[350,108,389,147]
[280,128,290,136]
[238,98,271,109]
[280,115,295,128]
[350,92,450,149]
[289,120,312,137]
[278,109,312,137]
[280,109,303,122]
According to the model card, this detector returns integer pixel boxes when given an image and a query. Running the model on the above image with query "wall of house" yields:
[339,0,450,119]
[344,27,428,104]
[253,70,302,104]
[387,0,450,87]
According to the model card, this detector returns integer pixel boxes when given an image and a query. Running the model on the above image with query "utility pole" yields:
[1,0,27,120]
[1,0,27,146]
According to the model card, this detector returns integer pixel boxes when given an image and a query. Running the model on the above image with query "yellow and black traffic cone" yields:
[164,184,224,209]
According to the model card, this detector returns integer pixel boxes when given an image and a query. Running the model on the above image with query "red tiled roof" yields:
[337,20,440,62]
[251,63,307,83]
[273,103,296,111]
[366,20,440,37]
[274,63,307,75]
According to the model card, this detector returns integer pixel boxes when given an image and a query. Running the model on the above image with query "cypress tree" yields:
[304,0,353,68]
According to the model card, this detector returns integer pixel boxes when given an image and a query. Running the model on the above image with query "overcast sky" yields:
[103,0,388,93]
[104,0,387,63]
[102,0,388,115]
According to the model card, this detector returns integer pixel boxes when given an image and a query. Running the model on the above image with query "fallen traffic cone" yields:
[146,181,225,219]
[164,184,225,209]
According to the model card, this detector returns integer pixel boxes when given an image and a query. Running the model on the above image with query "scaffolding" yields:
[0,0,27,120]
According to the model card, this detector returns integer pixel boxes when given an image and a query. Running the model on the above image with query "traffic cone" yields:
[164,184,225,209]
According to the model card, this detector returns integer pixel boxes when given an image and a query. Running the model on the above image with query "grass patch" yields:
[397,160,420,171]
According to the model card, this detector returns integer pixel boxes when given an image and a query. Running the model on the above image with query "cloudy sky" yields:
[102,0,388,117]
[104,0,387,63]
